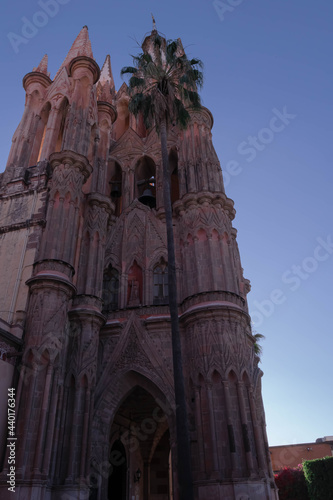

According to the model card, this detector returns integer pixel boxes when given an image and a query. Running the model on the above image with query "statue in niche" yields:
[128,279,141,306]
[127,260,142,307]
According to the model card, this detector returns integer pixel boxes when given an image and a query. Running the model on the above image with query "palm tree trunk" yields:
[160,116,194,500]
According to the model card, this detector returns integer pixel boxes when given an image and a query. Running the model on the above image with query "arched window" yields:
[109,160,123,216]
[54,98,69,152]
[102,266,119,312]
[29,101,51,166]
[113,98,130,140]
[135,156,156,208]
[153,260,168,305]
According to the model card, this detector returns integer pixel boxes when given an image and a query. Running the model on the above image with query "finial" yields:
[151,13,157,31]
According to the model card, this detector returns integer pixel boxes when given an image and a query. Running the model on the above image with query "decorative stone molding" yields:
[71,294,104,311]
[33,259,75,280]
[97,101,117,123]
[23,72,52,91]
[174,191,235,220]
[69,56,100,84]
[0,218,45,235]
[83,193,113,237]
[189,106,214,129]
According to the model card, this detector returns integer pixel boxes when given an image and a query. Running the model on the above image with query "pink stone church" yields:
[0,26,278,500]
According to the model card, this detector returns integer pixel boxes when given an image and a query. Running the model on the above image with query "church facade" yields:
[0,27,278,500]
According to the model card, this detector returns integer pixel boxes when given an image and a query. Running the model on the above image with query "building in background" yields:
[270,436,333,473]
[0,26,278,499]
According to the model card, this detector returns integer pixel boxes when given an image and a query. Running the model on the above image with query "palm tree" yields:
[121,31,203,499]
[253,331,265,358]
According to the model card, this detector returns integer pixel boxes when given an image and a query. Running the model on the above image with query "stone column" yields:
[96,101,117,194]
[207,231,217,290]
[40,150,92,263]
[194,386,206,479]
[192,235,201,293]
[222,380,238,478]
[39,106,61,160]
[13,266,76,482]
[206,383,219,476]
[76,193,113,297]
[237,381,255,476]
[248,386,268,476]
[63,305,105,496]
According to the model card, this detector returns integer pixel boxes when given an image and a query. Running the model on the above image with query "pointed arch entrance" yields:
[108,384,173,500]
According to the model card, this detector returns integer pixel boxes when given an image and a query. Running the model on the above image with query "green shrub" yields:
[303,456,333,500]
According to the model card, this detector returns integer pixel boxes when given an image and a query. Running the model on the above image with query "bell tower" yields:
[0,27,278,500]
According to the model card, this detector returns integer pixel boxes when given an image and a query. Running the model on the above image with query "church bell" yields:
[138,188,156,208]
[110,183,121,198]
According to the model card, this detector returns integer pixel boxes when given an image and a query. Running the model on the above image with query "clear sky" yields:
[0,0,332,447]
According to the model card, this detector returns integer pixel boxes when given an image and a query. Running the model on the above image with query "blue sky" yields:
[0,0,332,446]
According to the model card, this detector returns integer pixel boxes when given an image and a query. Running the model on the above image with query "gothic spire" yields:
[33,54,50,76]
[99,55,115,89]
[54,25,94,79]
[97,54,115,102]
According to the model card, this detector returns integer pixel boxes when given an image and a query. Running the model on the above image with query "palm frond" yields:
[153,33,162,47]
[180,88,201,108]
[128,76,145,89]
[120,66,137,77]
[192,69,204,88]
[252,332,265,357]
[173,98,191,129]
[166,41,178,61]
[189,58,204,68]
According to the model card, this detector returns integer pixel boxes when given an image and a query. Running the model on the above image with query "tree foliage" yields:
[121,33,203,132]
[252,331,265,357]
[303,456,333,500]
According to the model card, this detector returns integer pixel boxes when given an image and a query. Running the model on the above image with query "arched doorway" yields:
[108,440,127,500]
[109,385,172,500]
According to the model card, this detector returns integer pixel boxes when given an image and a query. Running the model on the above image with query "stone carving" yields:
[115,326,151,371]
[50,162,85,202]
[46,66,71,103]
[0,342,17,366]
[83,203,109,237]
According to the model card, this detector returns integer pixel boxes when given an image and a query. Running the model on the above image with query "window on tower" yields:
[102,266,119,312]
[153,260,169,305]
[135,155,156,208]
[109,159,123,216]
